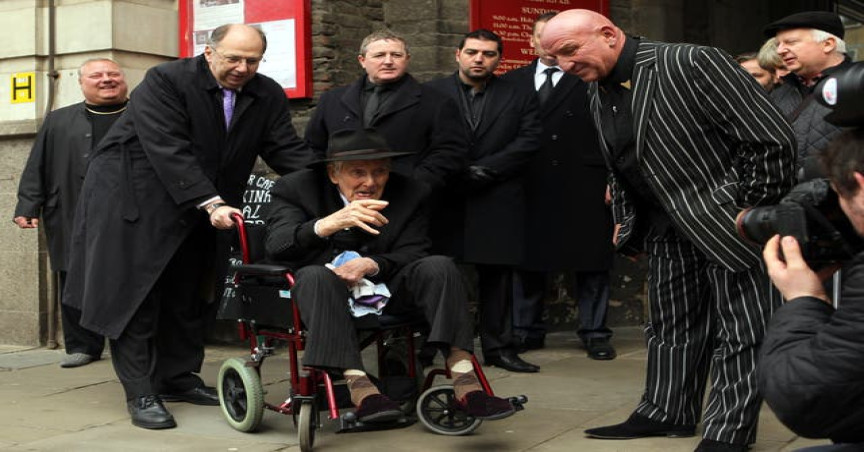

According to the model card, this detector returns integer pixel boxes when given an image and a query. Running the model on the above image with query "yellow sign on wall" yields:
[11,72,35,103]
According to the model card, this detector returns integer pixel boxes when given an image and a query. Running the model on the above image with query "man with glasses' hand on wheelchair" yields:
[265,128,515,424]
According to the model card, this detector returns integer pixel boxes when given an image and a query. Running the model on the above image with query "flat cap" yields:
[763,11,844,38]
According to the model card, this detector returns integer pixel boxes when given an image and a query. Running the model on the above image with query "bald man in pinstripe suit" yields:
[542,10,796,452]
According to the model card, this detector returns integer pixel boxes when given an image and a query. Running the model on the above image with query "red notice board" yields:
[179,0,312,98]
[470,0,609,74]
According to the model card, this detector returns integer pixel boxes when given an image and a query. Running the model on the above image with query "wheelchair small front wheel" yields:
[297,400,316,451]
[416,385,482,436]
[218,357,265,432]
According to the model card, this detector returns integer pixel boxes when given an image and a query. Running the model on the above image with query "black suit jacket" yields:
[64,55,310,338]
[502,60,613,272]
[589,40,796,271]
[265,169,430,281]
[425,73,541,265]
[15,103,93,271]
[304,74,468,192]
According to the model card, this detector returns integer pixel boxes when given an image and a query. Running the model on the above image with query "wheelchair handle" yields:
[231,213,251,264]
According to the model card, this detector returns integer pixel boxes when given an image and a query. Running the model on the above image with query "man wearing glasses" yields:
[63,23,310,430]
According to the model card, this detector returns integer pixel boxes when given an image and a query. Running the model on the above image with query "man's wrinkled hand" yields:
[763,235,830,303]
[330,257,379,286]
[317,200,389,236]
[13,216,39,229]
[210,205,243,230]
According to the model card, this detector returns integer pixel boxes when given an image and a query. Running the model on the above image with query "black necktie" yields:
[537,67,558,106]
[364,85,384,127]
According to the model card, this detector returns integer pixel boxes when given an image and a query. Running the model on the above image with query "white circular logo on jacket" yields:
[821,78,838,105]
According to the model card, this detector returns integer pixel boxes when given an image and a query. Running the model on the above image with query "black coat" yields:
[304,74,468,192]
[501,61,613,272]
[15,103,92,271]
[758,252,864,443]
[265,169,430,280]
[425,73,541,265]
[63,55,310,339]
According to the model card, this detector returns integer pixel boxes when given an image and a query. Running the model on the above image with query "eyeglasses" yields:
[211,47,264,66]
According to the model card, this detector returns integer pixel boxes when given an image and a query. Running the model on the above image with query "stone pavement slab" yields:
[0,327,833,451]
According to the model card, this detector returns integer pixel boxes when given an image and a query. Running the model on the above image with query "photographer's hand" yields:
[763,235,831,304]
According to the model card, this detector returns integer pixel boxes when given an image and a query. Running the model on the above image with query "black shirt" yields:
[362,76,406,125]
[85,100,129,149]
[598,35,671,234]
[457,76,490,131]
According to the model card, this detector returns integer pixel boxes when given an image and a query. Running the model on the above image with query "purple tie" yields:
[222,88,235,129]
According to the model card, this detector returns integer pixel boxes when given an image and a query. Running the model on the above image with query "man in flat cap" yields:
[765,11,852,179]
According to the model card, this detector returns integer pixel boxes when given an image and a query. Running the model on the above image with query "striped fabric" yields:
[588,40,796,444]
[590,40,796,272]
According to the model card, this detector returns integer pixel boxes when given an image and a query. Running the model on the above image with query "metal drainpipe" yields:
[45,0,59,350]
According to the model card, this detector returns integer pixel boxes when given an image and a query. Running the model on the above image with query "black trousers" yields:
[58,271,105,356]
[293,256,474,371]
[109,227,213,400]
[513,270,612,343]
[475,264,517,356]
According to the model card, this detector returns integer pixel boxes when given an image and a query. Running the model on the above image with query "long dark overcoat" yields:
[425,73,541,265]
[501,61,613,272]
[15,103,92,271]
[63,55,310,339]
[304,74,468,192]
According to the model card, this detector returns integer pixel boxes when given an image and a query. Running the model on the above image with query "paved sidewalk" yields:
[0,327,828,451]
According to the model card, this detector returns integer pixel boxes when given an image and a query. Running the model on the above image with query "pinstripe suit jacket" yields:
[589,40,797,272]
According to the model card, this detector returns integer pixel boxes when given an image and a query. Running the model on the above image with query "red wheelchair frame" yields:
[217,214,525,451]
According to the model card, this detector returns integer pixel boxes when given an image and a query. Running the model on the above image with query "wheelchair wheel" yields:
[416,385,482,436]
[297,400,316,452]
[218,357,265,432]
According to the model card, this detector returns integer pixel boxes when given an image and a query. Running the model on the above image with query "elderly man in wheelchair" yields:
[263,128,516,426]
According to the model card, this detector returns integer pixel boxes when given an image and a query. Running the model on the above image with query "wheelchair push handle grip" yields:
[230,213,252,264]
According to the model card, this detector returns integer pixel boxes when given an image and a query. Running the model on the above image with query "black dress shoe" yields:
[585,412,696,439]
[354,394,404,423]
[128,395,176,429]
[457,390,516,420]
[485,349,540,373]
[160,386,220,406]
[695,439,749,452]
[585,337,617,360]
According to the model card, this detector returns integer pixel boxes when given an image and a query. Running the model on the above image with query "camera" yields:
[736,62,864,264]
[736,178,864,263]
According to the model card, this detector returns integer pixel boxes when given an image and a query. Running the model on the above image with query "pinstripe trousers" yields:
[635,228,781,445]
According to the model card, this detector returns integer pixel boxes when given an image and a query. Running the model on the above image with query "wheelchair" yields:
[216,214,526,451]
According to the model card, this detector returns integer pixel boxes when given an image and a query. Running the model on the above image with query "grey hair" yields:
[77,58,122,79]
[757,37,783,71]
[812,29,847,54]
[359,29,409,56]
[209,24,268,53]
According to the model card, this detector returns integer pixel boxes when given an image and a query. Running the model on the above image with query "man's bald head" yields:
[540,9,624,82]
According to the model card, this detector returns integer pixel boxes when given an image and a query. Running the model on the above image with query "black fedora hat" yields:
[311,128,413,167]
[816,62,864,127]
[763,11,845,39]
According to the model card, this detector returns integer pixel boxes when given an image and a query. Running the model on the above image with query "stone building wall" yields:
[0,0,847,345]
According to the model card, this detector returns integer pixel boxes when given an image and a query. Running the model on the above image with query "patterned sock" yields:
[344,369,380,407]
[447,350,482,400]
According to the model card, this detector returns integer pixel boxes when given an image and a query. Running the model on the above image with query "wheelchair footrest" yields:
[509,394,528,412]
[336,411,416,433]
